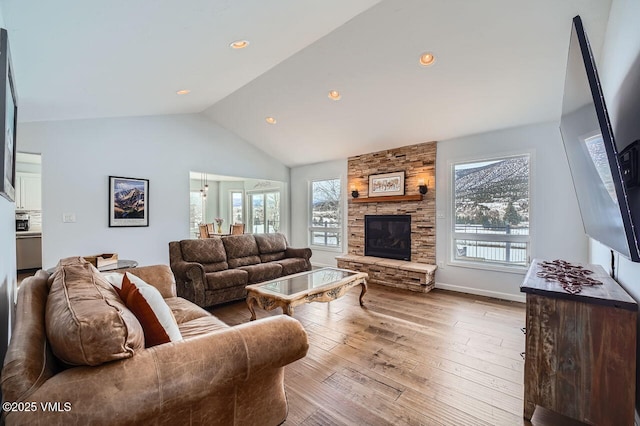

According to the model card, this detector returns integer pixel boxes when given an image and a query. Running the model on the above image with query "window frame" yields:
[189,190,205,239]
[308,177,343,251]
[246,189,281,234]
[229,189,244,226]
[448,152,534,273]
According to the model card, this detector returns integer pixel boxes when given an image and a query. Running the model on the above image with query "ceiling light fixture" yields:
[230,40,250,49]
[265,117,277,124]
[419,52,435,66]
[200,173,208,199]
[176,89,191,95]
[328,90,341,101]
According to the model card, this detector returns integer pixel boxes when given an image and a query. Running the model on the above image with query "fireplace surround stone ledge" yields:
[336,254,436,293]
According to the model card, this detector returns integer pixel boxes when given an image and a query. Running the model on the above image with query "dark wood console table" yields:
[520,259,637,425]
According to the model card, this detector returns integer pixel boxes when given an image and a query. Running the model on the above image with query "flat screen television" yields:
[559,15,640,262]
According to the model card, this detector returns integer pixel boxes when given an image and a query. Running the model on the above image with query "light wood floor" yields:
[18,269,584,424]
[213,282,589,426]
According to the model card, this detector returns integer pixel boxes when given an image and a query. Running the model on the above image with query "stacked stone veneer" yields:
[346,141,436,264]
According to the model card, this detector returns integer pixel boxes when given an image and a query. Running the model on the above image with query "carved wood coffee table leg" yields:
[247,295,257,321]
[284,303,294,317]
[359,281,367,306]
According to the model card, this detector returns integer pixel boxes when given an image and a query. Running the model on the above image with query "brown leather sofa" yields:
[169,233,312,308]
[1,258,309,425]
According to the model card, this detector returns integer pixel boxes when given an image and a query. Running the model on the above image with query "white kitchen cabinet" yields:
[15,172,42,210]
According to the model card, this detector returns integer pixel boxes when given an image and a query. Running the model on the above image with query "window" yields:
[310,179,342,248]
[452,154,530,268]
[189,191,204,238]
[230,191,244,224]
[248,191,280,233]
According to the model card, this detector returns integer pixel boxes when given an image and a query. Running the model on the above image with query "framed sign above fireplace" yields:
[368,171,405,197]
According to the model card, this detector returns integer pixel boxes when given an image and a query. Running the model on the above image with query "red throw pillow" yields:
[104,272,182,347]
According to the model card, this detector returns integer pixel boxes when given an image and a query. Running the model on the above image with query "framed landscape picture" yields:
[0,29,17,203]
[109,176,149,227]
[368,171,405,197]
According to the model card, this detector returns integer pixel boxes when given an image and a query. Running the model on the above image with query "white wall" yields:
[0,9,17,378]
[290,159,347,267]
[591,0,640,296]
[436,122,587,301]
[436,120,587,301]
[18,113,290,269]
[289,122,586,297]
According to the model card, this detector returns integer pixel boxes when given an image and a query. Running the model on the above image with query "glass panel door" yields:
[266,191,280,232]
[248,191,280,234]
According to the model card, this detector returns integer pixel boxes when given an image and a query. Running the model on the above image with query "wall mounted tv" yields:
[559,15,640,262]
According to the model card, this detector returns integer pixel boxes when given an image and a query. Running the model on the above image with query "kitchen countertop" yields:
[16,231,42,238]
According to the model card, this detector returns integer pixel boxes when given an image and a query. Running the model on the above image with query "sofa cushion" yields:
[255,233,288,253]
[45,257,145,366]
[260,251,286,263]
[105,273,182,347]
[255,233,288,262]
[239,263,283,284]
[223,234,262,268]
[202,262,229,273]
[165,297,211,324]
[276,258,309,276]
[180,238,228,268]
[178,316,229,339]
[205,269,249,291]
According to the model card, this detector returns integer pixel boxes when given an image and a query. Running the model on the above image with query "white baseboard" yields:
[435,281,526,303]
[311,261,336,269]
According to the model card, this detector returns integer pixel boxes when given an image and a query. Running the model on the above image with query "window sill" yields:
[447,259,529,275]
[310,245,343,253]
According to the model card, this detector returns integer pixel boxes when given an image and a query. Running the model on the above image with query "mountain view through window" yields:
[453,155,530,267]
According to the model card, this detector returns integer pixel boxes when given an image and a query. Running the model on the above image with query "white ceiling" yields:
[1,0,613,167]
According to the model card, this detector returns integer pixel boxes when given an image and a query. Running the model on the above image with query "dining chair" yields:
[230,223,245,235]
[198,224,210,239]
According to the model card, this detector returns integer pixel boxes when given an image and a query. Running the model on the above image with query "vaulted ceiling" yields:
[1,0,613,166]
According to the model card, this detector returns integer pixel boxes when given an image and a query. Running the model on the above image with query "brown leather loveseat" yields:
[1,257,308,425]
[169,233,312,308]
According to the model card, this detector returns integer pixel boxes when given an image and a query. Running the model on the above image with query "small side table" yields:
[97,260,138,272]
[46,259,138,274]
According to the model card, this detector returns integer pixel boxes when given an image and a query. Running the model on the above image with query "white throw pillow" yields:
[103,272,182,347]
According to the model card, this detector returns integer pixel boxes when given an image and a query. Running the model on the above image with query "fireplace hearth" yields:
[364,215,411,261]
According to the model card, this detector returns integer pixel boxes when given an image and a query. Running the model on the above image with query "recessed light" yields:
[419,52,435,66]
[176,89,191,95]
[230,40,250,49]
[328,90,341,101]
[265,117,277,124]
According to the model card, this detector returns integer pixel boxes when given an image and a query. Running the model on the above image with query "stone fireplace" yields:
[346,141,436,263]
[337,141,437,292]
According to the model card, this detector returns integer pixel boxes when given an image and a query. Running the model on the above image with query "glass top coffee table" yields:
[246,267,368,320]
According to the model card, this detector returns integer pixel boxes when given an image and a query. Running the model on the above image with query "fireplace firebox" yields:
[364,215,411,261]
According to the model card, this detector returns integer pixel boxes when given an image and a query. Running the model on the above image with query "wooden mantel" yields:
[350,194,423,203]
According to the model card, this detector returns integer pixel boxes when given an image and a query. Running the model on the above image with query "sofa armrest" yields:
[6,316,308,425]
[285,247,312,261]
[119,264,177,298]
[170,261,207,307]
[285,247,312,270]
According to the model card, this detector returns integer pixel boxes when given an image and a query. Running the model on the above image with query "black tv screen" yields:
[559,16,640,262]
